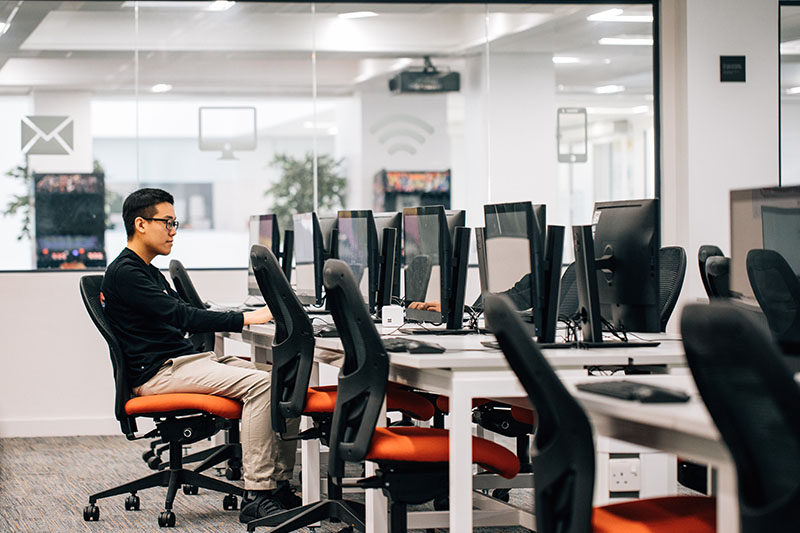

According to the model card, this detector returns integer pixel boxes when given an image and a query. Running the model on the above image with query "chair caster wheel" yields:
[125,494,141,510]
[225,466,241,480]
[223,493,238,510]
[142,449,155,462]
[83,504,100,521]
[147,455,162,470]
[158,510,176,527]
[433,494,449,511]
[491,488,511,502]
[182,484,199,495]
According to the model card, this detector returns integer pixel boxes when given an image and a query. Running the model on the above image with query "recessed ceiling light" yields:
[588,8,652,23]
[599,36,653,46]
[587,105,649,115]
[338,11,378,20]
[594,85,625,94]
[552,56,580,64]
[151,84,173,93]
[787,87,800,95]
[207,1,235,12]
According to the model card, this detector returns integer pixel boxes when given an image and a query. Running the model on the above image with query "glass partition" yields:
[0,1,657,271]
[781,3,800,185]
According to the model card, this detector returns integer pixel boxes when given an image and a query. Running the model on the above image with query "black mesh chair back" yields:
[484,293,594,533]
[168,259,214,352]
[659,246,687,331]
[705,256,731,298]
[405,255,432,303]
[323,259,390,482]
[698,245,723,298]
[746,249,800,351]
[558,261,578,320]
[250,244,315,434]
[681,302,800,533]
[79,275,137,435]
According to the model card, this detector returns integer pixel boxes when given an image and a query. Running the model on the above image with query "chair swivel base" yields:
[246,499,366,532]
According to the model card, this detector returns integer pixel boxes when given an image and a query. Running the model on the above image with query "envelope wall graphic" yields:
[21,115,74,155]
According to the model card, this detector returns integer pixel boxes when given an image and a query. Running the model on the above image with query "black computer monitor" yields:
[248,214,280,298]
[374,212,402,311]
[336,210,378,312]
[730,185,800,299]
[293,212,337,306]
[572,199,660,340]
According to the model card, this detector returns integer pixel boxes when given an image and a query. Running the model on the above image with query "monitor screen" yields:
[293,212,317,304]
[730,185,800,298]
[374,212,402,309]
[248,215,279,297]
[403,206,447,323]
[337,211,375,308]
[484,203,534,310]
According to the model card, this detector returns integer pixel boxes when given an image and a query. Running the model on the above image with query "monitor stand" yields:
[578,340,660,348]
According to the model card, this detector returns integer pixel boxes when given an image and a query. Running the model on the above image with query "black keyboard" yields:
[382,337,446,354]
[576,380,690,403]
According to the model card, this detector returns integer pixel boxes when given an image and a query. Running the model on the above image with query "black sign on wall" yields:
[720,56,746,82]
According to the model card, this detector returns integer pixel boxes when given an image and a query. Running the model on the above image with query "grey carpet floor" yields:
[0,435,532,532]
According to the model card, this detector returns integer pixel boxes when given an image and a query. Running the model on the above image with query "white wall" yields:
[660,0,779,329]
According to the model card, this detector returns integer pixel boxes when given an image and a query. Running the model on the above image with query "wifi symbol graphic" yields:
[369,114,435,156]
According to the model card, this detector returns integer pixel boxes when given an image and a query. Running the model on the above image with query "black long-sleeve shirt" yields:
[102,248,244,388]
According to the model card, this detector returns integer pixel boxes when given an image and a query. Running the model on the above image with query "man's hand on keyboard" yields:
[243,305,273,325]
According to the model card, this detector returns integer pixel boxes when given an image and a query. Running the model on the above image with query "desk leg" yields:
[214,332,225,357]
[449,376,473,532]
[302,363,321,507]
[366,399,388,533]
[715,464,739,533]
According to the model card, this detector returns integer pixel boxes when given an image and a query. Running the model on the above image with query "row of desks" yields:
[219,325,736,533]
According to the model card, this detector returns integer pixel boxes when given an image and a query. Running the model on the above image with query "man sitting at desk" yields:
[409,273,533,313]
[101,188,300,523]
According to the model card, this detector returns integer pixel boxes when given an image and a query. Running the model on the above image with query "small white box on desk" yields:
[381,305,404,328]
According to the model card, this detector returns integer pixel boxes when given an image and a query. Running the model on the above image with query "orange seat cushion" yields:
[593,496,716,533]
[366,427,520,479]
[125,393,242,419]
[435,396,492,413]
[510,406,536,426]
[305,385,434,421]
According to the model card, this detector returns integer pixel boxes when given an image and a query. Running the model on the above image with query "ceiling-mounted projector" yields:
[389,56,460,94]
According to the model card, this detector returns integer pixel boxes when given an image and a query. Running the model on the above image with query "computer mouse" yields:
[407,341,446,354]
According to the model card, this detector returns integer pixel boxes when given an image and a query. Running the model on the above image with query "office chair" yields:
[168,259,214,352]
[248,260,519,532]
[484,293,716,533]
[79,275,243,528]
[405,254,432,303]
[558,261,579,320]
[659,246,687,331]
[681,302,800,533]
[746,248,800,353]
[705,255,731,298]
[697,245,724,298]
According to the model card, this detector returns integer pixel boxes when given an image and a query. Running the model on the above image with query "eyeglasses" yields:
[142,217,180,231]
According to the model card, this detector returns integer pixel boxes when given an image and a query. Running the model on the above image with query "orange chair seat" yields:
[125,393,243,419]
[366,427,520,479]
[435,396,491,413]
[593,496,716,533]
[305,385,435,421]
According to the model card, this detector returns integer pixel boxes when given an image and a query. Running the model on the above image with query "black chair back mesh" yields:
[681,302,800,533]
[485,293,594,533]
[746,249,800,352]
[168,259,214,352]
[698,245,723,298]
[659,246,687,331]
[250,244,315,434]
[79,275,137,435]
[558,262,578,320]
[323,259,389,482]
[705,256,731,298]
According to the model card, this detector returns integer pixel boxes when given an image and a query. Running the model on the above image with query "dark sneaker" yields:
[238,493,286,524]
[272,482,302,509]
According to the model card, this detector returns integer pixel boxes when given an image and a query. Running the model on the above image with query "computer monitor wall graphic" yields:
[248,215,280,298]
[730,185,800,298]
[293,212,337,306]
[198,106,257,160]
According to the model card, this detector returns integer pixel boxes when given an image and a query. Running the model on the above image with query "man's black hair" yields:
[122,188,174,238]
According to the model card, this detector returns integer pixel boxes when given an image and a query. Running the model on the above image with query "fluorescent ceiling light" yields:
[552,56,580,64]
[0,22,6,34]
[599,36,653,46]
[207,1,235,12]
[787,87,800,95]
[151,83,173,93]
[122,1,234,9]
[587,106,649,115]
[594,85,625,94]
[338,11,378,20]
[588,8,653,23]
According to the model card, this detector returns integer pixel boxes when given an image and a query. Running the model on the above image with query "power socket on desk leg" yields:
[609,457,641,493]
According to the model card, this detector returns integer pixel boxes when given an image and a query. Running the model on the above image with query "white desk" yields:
[230,326,690,533]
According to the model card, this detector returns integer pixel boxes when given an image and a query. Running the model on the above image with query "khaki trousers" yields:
[133,351,299,491]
